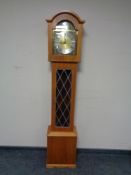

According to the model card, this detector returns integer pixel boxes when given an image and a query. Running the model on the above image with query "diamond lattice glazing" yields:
[55,69,72,127]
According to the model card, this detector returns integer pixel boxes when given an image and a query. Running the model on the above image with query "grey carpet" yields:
[0,147,131,175]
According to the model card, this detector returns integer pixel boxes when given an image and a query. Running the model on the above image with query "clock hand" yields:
[64,34,66,44]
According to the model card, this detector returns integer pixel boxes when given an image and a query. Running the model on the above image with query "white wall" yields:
[0,0,131,149]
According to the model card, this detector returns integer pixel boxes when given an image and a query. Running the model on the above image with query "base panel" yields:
[46,163,76,168]
[46,126,77,168]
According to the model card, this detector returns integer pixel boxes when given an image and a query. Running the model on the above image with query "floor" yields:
[0,147,131,175]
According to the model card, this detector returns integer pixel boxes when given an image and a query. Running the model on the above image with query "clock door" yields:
[51,63,77,131]
[46,11,84,62]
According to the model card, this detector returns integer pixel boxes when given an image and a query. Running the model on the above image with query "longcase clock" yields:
[46,11,85,168]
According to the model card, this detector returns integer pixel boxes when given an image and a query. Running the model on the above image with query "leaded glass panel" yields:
[55,69,72,127]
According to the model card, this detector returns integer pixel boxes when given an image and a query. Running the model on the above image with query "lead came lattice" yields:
[55,69,72,127]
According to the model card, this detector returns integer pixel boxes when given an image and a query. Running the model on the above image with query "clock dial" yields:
[53,21,77,55]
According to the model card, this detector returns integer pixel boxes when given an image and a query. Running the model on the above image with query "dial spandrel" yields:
[53,21,77,55]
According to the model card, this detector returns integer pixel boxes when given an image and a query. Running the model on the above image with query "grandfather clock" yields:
[46,11,85,168]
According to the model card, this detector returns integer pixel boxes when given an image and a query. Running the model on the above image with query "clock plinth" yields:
[46,11,84,168]
[46,126,77,168]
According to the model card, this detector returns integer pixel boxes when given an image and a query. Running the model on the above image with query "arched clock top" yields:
[46,11,85,26]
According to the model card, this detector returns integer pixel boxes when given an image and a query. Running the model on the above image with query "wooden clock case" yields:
[46,11,85,168]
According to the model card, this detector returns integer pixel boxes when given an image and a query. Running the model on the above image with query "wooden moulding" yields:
[46,126,77,168]
[47,125,77,136]
[46,164,76,168]
[46,11,85,24]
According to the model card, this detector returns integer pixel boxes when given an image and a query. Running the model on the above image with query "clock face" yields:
[53,21,77,55]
